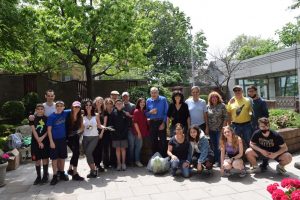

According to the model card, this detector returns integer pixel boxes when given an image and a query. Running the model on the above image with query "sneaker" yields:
[247,165,261,173]
[171,168,177,176]
[33,177,41,185]
[59,171,69,181]
[135,161,143,167]
[72,173,84,181]
[50,175,58,185]
[121,164,126,171]
[223,169,231,177]
[276,164,287,175]
[67,169,74,176]
[239,169,247,177]
[117,164,122,171]
[259,163,268,172]
[87,170,97,178]
[97,166,104,173]
[41,175,49,184]
[206,169,213,175]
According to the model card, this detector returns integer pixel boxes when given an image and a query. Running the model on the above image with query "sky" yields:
[167,0,298,57]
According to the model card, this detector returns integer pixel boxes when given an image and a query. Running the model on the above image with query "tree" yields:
[228,34,279,60]
[199,48,242,99]
[276,21,300,47]
[290,0,300,9]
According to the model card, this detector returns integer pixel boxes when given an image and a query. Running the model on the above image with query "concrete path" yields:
[0,153,299,200]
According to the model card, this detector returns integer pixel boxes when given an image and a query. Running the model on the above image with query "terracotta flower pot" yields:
[0,162,8,187]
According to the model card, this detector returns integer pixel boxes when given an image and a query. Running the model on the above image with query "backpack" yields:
[8,133,23,149]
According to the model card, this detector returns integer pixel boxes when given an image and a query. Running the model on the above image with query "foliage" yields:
[21,118,29,125]
[0,124,17,137]
[128,84,172,104]
[0,137,8,152]
[22,92,42,115]
[200,95,208,103]
[290,0,300,9]
[276,21,300,47]
[269,109,300,129]
[228,34,280,60]
[1,101,25,124]
[267,178,300,200]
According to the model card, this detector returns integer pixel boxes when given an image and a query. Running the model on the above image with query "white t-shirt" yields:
[83,116,98,137]
[185,98,207,126]
[43,102,56,117]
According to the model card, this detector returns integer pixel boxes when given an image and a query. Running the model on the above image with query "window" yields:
[275,75,298,96]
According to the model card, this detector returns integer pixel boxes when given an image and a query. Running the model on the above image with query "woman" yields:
[93,96,106,172]
[220,126,246,177]
[132,98,150,167]
[207,91,228,165]
[66,101,84,181]
[167,123,190,178]
[167,91,190,137]
[103,98,116,168]
[187,126,214,174]
[82,99,101,178]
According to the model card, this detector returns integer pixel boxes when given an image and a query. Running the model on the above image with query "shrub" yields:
[0,137,8,151]
[269,109,300,129]
[128,85,172,104]
[1,101,25,124]
[0,124,16,137]
[22,92,42,115]
[200,95,208,102]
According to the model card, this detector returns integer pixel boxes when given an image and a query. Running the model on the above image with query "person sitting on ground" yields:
[187,126,214,174]
[220,126,246,177]
[167,123,190,178]
[245,117,292,174]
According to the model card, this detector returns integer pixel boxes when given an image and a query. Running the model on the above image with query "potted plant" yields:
[0,151,9,187]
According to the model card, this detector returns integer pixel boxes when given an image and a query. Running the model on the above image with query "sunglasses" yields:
[233,89,241,92]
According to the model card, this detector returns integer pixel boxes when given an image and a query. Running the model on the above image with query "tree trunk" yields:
[85,64,94,99]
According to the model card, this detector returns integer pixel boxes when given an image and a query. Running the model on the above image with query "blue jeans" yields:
[170,159,190,178]
[128,130,143,163]
[209,130,220,163]
[232,122,253,148]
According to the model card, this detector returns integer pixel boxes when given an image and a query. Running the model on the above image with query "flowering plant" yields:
[0,153,9,164]
[267,178,300,200]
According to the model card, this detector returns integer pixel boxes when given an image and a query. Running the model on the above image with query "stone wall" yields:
[277,128,300,153]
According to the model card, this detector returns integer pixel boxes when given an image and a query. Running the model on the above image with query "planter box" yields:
[277,128,300,153]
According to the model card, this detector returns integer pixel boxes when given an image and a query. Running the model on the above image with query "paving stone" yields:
[229,191,269,200]
[105,188,134,199]
[150,191,182,200]
[203,185,237,196]
[77,191,105,200]
[132,185,160,196]
[177,188,211,200]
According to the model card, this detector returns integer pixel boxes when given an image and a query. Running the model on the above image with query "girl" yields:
[188,126,214,174]
[167,123,190,178]
[66,101,84,181]
[219,126,246,177]
[82,100,101,178]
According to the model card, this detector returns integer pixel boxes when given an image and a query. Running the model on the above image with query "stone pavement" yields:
[0,153,299,200]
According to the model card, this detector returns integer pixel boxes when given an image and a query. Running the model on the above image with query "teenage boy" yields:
[246,117,292,174]
[47,101,70,185]
[43,89,56,117]
[30,104,50,185]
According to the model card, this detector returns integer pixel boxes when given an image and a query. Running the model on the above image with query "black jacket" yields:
[110,109,129,140]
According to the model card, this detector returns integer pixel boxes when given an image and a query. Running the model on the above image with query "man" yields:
[246,117,292,174]
[110,90,120,103]
[185,86,209,134]
[227,85,253,147]
[43,89,56,117]
[122,92,141,167]
[247,85,269,130]
[146,87,168,157]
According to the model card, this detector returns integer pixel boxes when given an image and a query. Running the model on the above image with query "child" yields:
[30,104,50,185]
[188,126,214,174]
[110,99,129,171]
[220,126,246,177]
[47,100,70,185]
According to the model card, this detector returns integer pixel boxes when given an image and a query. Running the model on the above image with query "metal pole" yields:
[190,27,195,86]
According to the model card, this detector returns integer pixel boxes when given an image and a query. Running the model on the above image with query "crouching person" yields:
[167,123,190,178]
[246,117,292,174]
[188,126,214,174]
[220,126,246,177]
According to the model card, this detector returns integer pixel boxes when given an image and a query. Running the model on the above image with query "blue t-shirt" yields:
[47,110,70,139]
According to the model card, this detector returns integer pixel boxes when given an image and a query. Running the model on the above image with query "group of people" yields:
[29,85,293,186]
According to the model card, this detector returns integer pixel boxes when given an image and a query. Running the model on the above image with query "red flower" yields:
[267,183,279,194]
[280,194,289,200]
[272,189,285,200]
[292,179,300,189]
[291,190,300,200]
[281,178,294,188]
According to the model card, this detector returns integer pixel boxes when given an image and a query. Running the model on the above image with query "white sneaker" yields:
[117,164,121,171]
[122,163,126,171]
[135,161,143,167]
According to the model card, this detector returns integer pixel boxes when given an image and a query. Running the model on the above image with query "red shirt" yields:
[133,109,149,137]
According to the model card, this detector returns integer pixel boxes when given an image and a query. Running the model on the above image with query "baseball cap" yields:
[56,100,65,106]
[110,90,120,95]
[233,85,243,91]
[122,92,129,97]
[72,101,81,107]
